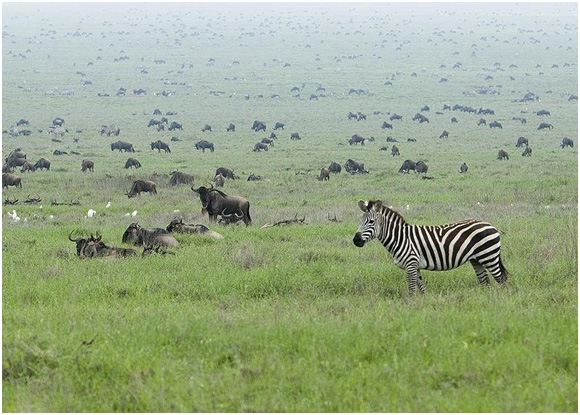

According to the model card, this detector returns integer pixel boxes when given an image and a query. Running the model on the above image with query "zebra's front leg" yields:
[406,263,423,295]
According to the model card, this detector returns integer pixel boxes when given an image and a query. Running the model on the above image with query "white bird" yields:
[131,210,138,217]
[105,201,111,209]
[87,209,96,218]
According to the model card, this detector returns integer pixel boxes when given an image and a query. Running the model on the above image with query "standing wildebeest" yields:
[81,159,94,172]
[215,167,238,180]
[537,122,553,130]
[391,145,400,156]
[522,146,532,157]
[191,185,252,226]
[151,140,171,153]
[124,158,141,169]
[459,163,468,173]
[274,122,285,130]
[328,161,341,173]
[122,222,179,248]
[344,159,368,174]
[33,158,51,171]
[349,134,365,145]
[201,124,212,132]
[111,141,135,152]
[415,161,429,174]
[497,150,509,160]
[195,140,214,153]
[516,137,529,147]
[489,121,503,129]
[168,121,182,131]
[318,167,330,181]
[169,171,194,186]
[2,173,22,189]
[561,137,574,148]
[290,132,301,140]
[398,159,416,173]
[20,161,36,172]
[126,180,157,197]
[100,125,120,136]
[253,142,269,152]
[226,123,236,132]
[166,219,223,239]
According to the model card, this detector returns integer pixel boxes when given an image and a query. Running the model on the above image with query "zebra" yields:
[352,200,508,295]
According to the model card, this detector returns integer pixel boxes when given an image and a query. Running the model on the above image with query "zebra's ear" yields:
[358,200,369,211]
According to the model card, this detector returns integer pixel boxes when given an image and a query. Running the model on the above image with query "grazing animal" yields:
[122,222,178,248]
[194,140,214,153]
[459,163,468,173]
[516,137,529,147]
[353,200,508,295]
[33,158,51,171]
[110,141,135,152]
[318,167,330,181]
[81,159,94,172]
[124,158,141,169]
[560,137,574,148]
[497,150,509,160]
[398,159,416,174]
[150,140,171,153]
[215,167,238,180]
[328,161,341,173]
[522,147,532,157]
[191,185,251,226]
[166,219,223,239]
[169,171,194,186]
[126,180,157,198]
[2,173,22,189]
[537,122,553,130]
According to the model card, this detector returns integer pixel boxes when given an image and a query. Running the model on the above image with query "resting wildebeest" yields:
[253,142,269,152]
[290,132,301,140]
[497,150,509,160]
[166,218,223,239]
[215,167,238,180]
[226,123,236,132]
[459,163,468,173]
[169,171,194,186]
[537,122,553,130]
[81,159,94,172]
[168,121,182,131]
[195,140,214,153]
[328,161,341,173]
[522,147,532,157]
[318,167,330,181]
[111,141,135,152]
[191,185,251,226]
[151,140,171,153]
[516,137,529,147]
[561,137,574,148]
[69,232,137,258]
[122,222,179,248]
[489,121,503,129]
[349,134,365,145]
[33,158,51,171]
[125,158,141,169]
[344,159,368,174]
[126,180,157,198]
[398,159,416,174]
[201,124,212,132]
[2,173,22,189]
[415,161,429,174]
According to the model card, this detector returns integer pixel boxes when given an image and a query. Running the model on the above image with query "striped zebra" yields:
[353,200,508,295]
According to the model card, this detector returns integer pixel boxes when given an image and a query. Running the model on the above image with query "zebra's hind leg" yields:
[470,260,490,285]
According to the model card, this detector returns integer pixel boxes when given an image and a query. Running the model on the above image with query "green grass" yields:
[2,2,578,412]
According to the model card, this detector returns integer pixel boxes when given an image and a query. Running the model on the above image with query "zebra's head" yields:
[353,199,383,247]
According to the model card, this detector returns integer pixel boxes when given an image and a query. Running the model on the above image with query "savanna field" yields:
[2,2,578,412]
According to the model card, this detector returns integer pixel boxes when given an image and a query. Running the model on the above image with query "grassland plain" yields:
[2,2,578,412]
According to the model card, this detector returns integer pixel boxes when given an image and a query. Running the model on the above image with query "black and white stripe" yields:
[353,200,508,295]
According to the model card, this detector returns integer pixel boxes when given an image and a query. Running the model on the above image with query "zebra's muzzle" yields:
[353,232,366,247]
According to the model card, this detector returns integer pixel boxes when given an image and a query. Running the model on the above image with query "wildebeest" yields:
[516,137,529,147]
[201,124,212,132]
[81,159,94,172]
[226,123,236,132]
[195,140,214,152]
[126,180,157,198]
[2,173,22,189]
[150,140,171,153]
[318,167,330,181]
[391,145,400,156]
[537,122,553,130]
[215,167,238,180]
[344,159,368,174]
[349,134,365,145]
[328,161,341,173]
[169,171,194,186]
[100,124,120,136]
[33,158,51,171]
[191,185,252,226]
[166,219,223,239]
[20,161,36,172]
[398,159,416,173]
[290,132,301,140]
[561,137,574,148]
[253,142,269,152]
[110,141,135,152]
[69,232,137,258]
[522,147,532,157]
[274,122,285,130]
[489,121,503,129]
[497,150,509,160]
[168,121,182,131]
[415,161,429,174]
[122,222,179,248]
[124,158,141,169]
[459,163,468,173]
